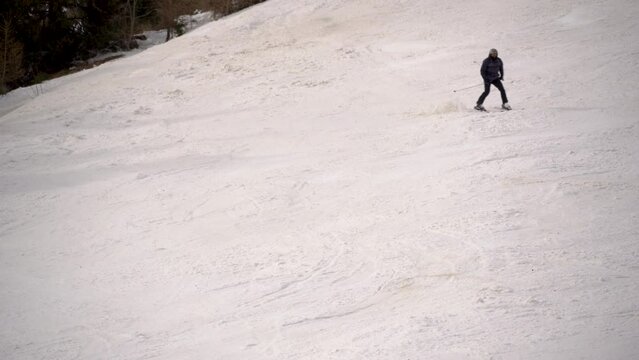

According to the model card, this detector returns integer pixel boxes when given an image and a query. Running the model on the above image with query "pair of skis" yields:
[474,104,511,112]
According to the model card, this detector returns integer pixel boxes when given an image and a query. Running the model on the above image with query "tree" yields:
[123,0,154,49]
[127,0,138,47]
[156,0,198,42]
[0,17,24,92]
[79,0,126,52]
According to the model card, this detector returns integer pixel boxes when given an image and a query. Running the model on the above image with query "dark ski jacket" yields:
[481,57,503,82]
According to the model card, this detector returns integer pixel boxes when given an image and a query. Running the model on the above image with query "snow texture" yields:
[1,0,639,359]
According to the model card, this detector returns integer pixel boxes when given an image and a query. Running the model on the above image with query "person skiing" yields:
[475,48,511,111]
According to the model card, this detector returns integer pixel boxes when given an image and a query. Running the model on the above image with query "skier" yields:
[475,48,511,111]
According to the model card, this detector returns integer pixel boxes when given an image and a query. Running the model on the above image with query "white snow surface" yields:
[1,0,639,358]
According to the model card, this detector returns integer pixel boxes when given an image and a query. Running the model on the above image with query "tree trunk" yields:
[0,17,23,89]
[1,22,8,84]
[129,0,137,45]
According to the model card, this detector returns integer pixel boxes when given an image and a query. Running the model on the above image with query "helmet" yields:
[489,48,498,57]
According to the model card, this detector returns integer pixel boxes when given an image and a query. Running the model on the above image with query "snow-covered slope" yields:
[1,0,639,358]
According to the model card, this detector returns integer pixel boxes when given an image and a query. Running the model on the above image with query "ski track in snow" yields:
[1,0,639,359]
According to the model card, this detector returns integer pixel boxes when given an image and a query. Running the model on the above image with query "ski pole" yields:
[452,83,483,93]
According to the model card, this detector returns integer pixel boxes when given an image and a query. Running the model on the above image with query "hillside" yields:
[1,0,638,359]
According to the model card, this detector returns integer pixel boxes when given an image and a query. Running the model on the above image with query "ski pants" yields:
[477,79,508,105]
